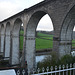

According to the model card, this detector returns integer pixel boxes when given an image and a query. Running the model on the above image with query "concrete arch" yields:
[1,24,5,53]
[11,18,22,65]
[4,22,11,58]
[59,5,75,57]
[25,11,54,71]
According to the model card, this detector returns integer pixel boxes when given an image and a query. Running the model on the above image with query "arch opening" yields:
[60,5,75,57]
[11,18,24,65]
[36,14,53,63]
[36,14,53,50]
[25,11,54,71]
[1,24,5,53]
[4,22,11,58]
[72,26,75,51]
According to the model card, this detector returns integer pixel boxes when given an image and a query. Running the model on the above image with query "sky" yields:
[0,0,53,31]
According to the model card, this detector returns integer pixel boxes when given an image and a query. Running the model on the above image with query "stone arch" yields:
[59,5,75,57]
[4,22,11,58]
[11,18,23,65]
[1,24,5,53]
[25,11,54,71]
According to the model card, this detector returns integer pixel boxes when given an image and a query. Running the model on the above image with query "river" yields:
[36,55,51,63]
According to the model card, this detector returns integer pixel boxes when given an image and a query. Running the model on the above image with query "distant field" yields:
[19,31,53,50]
[20,31,75,50]
[72,39,75,47]
[20,31,24,50]
[36,32,53,50]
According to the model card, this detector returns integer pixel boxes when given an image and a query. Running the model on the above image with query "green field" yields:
[36,32,53,50]
[20,31,75,50]
[20,31,24,50]
[72,39,75,47]
[20,31,53,50]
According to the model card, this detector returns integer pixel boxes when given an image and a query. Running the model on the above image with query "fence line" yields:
[31,63,75,75]
[0,66,28,75]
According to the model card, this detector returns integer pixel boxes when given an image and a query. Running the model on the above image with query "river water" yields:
[36,55,51,63]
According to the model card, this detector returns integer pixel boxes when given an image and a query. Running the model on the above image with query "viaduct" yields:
[0,0,75,73]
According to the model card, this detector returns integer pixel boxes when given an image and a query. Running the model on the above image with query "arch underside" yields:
[60,5,75,57]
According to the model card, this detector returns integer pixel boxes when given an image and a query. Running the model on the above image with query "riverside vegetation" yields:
[37,52,75,69]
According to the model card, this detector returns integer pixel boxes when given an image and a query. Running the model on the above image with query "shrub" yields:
[37,55,51,69]
[60,54,73,65]
[37,53,75,68]
[37,51,58,68]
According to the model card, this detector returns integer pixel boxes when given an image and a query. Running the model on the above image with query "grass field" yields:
[20,31,53,50]
[72,39,75,47]
[20,31,24,50]
[20,31,75,50]
[36,32,53,50]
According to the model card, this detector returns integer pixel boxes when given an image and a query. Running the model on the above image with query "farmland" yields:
[20,31,53,50]
[20,31,75,50]
[36,32,53,50]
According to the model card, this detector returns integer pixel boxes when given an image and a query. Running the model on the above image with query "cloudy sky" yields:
[0,0,53,31]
